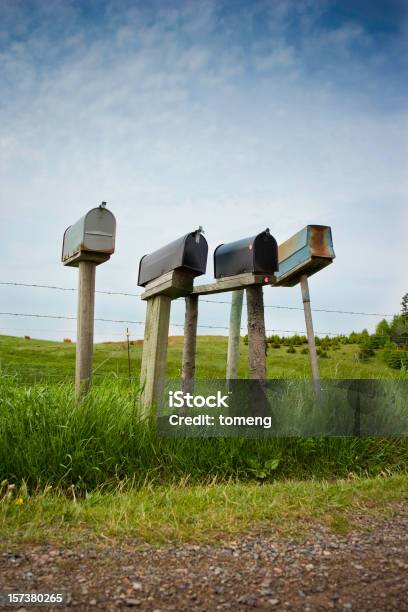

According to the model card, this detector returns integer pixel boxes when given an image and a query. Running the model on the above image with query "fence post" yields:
[300,274,320,391]
[75,260,96,396]
[226,289,244,380]
[182,294,199,394]
[246,285,266,379]
[140,294,172,417]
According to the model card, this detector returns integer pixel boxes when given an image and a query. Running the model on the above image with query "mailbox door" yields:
[181,232,208,274]
[308,225,334,259]
[83,208,116,254]
[62,218,84,263]
[253,231,278,274]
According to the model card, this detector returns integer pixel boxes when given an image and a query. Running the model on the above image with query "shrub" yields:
[368,335,387,349]
[383,348,408,370]
[286,346,296,354]
[301,347,308,355]
[390,315,408,348]
[358,345,375,361]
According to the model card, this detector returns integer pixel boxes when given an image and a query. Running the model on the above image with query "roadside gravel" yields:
[1,512,407,611]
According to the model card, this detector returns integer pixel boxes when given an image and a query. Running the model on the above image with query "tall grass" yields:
[1,374,407,492]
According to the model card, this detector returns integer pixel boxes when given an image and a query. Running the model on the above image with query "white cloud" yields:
[0,0,406,342]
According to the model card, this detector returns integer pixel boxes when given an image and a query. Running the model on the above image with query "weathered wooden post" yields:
[226,289,244,380]
[140,293,172,413]
[300,274,320,386]
[246,285,267,379]
[62,203,116,396]
[75,261,96,394]
[138,229,208,417]
[182,294,199,393]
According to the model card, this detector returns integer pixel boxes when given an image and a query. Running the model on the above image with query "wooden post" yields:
[140,294,171,417]
[300,274,320,391]
[182,294,199,394]
[75,260,96,396]
[226,289,244,380]
[246,285,269,418]
[126,327,132,382]
[246,285,266,379]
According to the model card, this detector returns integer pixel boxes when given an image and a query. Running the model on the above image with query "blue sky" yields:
[0,0,407,343]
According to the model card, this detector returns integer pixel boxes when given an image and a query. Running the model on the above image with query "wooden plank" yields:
[140,294,171,416]
[141,270,194,300]
[300,274,320,392]
[182,294,199,394]
[193,273,275,296]
[75,260,96,396]
[246,285,266,379]
[226,289,244,380]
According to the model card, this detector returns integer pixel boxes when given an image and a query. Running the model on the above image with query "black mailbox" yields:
[138,228,208,287]
[214,228,278,279]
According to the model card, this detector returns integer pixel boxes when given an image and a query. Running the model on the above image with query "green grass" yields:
[1,476,407,545]
[1,335,406,545]
[0,375,407,491]
[0,334,402,383]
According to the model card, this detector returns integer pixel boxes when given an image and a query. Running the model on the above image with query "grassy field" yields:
[0,334,402,382]
[1,334,406,546]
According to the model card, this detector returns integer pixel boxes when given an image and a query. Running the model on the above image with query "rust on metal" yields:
[276,225,335,287]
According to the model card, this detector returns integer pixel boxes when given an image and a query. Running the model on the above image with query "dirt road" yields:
[1,514,407,611]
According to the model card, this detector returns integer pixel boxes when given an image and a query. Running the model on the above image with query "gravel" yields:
[1,513,407,611]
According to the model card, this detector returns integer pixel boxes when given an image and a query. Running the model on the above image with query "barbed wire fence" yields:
[0,280,396,383]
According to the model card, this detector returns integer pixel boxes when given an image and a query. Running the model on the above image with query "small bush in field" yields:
[287,346,296,354]
[383,348,408,370]
[301,347,308,355]
[358,345,375,361]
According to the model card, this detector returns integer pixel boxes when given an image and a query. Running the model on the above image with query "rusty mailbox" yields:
[62,204,116,267]
[214,228,278,279]
[138,228,208,287]
[276,225,335,287]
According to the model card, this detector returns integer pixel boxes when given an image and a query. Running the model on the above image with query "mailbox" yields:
[276,225,335,287]
[62,204,116,267]
[138,228,208,287]
[214,229,278,279]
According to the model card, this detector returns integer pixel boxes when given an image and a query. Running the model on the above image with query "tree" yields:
[401,293,408,319]
[390,314,408,348]
[375,318,391,338]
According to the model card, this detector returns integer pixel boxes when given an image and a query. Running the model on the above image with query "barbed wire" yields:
[0,281,395,318]
[0,311,342,336]
[0,326,131,337]
[0,281,140,297]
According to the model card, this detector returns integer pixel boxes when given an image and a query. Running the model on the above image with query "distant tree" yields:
[390,314,408,348]
[376,319,391,338]
[401,293,408,319]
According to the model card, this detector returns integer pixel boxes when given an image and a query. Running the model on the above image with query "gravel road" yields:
[1,514,407,611]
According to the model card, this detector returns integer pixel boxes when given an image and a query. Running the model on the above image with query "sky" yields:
[0,0,407,343]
